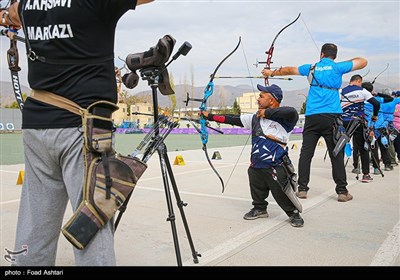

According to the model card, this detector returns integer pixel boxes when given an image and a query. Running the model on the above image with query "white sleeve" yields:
[362,89,374,101]
[240,114,254,130]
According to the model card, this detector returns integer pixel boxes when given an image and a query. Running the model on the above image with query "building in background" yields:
[130,102,153,128]
[236,92,257,113]
[112,103,128,126]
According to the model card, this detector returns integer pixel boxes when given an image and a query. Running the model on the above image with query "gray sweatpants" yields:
[13,128,116,266]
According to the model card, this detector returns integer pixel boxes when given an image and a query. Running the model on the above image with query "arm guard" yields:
[207,113,244,127]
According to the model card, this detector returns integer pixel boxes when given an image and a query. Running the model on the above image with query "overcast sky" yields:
[1,0,399,94]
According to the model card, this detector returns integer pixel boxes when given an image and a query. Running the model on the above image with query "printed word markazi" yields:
[26,24,74,40]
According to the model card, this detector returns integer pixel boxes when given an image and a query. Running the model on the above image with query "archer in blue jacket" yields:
[262,43,367,202]
[365,88,399,171]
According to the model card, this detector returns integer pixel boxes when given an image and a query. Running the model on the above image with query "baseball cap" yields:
[257,84,283,103]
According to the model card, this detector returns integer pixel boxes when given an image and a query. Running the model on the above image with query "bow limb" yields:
[199,106,226,192]
[4,30,24,111]
[362,69,370,78]
[186,111,224,193]
[200,36,241,126]
[203,144,225,193]
[264,13,301,86]
[371,63,389,85]
[1,0,24,111]
[199,37,241,193]
[209,37,242,83]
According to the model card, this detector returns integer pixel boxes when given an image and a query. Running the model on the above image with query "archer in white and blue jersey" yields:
[202,84,304,227]
[340,74,380,181]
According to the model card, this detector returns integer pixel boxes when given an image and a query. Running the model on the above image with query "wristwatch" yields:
[1,11,8,24]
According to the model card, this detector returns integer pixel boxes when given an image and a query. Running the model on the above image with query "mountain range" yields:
[0,81,31,107]
[0,80,393,112]
[134,83,309,111]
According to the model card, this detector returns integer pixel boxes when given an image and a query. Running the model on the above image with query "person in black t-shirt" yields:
[1,0,153,266]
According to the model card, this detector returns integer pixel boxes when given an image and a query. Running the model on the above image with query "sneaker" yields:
[338,192,353,202]
[384,164,393,171]
[361,174,373,183]
[373,168,380,175]
[351,167,360,174]
[296,191,307,199]
[289,211,304,227]
[243,208,269,220]
[391,162,399,167]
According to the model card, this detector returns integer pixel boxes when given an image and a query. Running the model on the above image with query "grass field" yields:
[0,132,302,165]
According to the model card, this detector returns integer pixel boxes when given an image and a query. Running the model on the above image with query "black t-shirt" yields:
[19,0,137,129]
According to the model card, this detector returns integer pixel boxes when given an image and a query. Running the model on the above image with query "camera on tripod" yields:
[122,34,192,95]
[118,35,199,265]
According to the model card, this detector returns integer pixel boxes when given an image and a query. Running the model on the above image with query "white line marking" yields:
[0,199,20,205]
[183,181,358,266]
[137,161,248,182]
[370,221,400,266]
[136,185,262,203]
[0,170,19,174]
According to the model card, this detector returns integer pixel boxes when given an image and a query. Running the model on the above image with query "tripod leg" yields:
[157,145,183,266]
[369,145,384,177]
[163,149,201,264]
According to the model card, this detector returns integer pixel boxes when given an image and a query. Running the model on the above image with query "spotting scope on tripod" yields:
[119,35,200,266]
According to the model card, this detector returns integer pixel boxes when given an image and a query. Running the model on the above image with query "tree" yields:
[232,99,241,115]
[300,101,306,114]
[5,93,28,109]
[216,106,230,114]
[298,94,307,114]
[119,89,129,104]
[166,73,176,115]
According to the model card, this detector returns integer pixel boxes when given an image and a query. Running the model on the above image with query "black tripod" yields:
[139,67,201,266]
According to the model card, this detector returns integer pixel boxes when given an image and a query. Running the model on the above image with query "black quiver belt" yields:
[279,154,302,213]
[332,117,346,145]
[332,116,355,157]
[281,155,298,192]
[30,90,148,250]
